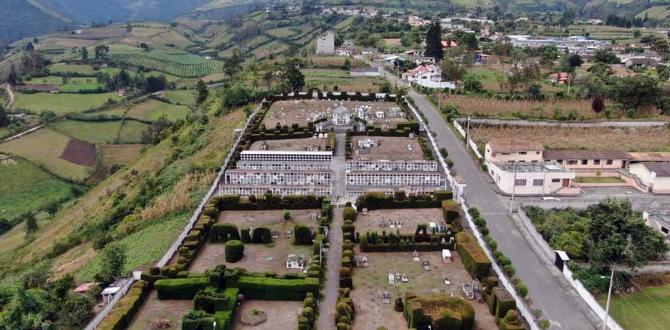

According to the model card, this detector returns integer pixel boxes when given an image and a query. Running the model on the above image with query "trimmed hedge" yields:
[211,223,240,243]
[225,240,244,262]
[236,276,319,300]
[442,200,460,224]
[182,310,233,330]
[405,293,475,330]
[359,232,454,252]
[356,191,450,210]
[155,276,209,300]
[455,232,492,280]
[498,310,525,330]
[494,287,516,320]
[343,206,357,221]
[194,287,239,314]
[240,226,251,243]
[251,227,272,244]
[220,194,323,210]
[294,225,313,245]
[97,281,148,330]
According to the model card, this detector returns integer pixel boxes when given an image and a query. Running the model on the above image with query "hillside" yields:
[0,0,213,48]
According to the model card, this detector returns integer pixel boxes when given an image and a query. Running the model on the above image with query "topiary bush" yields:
[225,240,244,263]
[240,226,251,243]
[343,206,357,221]
[294,225,313,245]
[442,200,460,224]
[251,227,272,244]
[210,223,240,243]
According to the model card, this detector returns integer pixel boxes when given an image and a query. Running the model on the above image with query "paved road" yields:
[408,89,599,329]
[317,133,347,330]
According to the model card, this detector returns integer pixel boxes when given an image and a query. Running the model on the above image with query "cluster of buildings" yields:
[320,6,379,18]
[345,136,445,197]
[507,35,610,55]
[402,63,456,89]
[484,141,670,195]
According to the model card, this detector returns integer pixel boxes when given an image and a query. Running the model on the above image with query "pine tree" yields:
[424,21,444,61]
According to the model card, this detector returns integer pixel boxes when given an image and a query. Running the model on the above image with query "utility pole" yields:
[603,267,614,330]
[510,162,518,213]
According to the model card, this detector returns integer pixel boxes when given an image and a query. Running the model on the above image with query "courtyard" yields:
[232,300,304,330]
[263,100,406,128]
[355,208,447,236]
[249,138,328,152]
[350,136,425,161]
[350,250,497,330]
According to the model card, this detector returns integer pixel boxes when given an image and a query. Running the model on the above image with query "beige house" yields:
[487,162,576,195]
[629,162,670,194]
[543,150,629,172]
[484,141,544,164]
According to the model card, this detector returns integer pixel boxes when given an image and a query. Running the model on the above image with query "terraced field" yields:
[0,128,92,181]
[50,120,124,144]
[0,157,74,220]
[125,99,191,122]
[109,52,226,78]
[14,92,123,115]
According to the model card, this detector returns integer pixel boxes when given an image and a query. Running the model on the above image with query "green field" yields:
[575,176,625,184]
[59,83,106,93]
[0,128,91,181]
[163,90,196,106]
[109,51,226,78]
[50,120,124,144]
[0,157,73,220]
[75,211,189,281]
[126,99,191,122]
[14,92,123,114]
[24,76,98,85]
[118,120,150,143]
[48,63,97,74]
[603,284,670,330]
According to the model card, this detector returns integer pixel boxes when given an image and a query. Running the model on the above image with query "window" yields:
[519,151,527,155]
[606,160,613,165]
[568,160,578,165]
[551,178,560,183]
[536,151,541,155]
[662,227,669,235]
[533,179,544,186]
[581,159,588,165]
[556,160,563,164]
[514,179,527,186]
[594,160,601,165]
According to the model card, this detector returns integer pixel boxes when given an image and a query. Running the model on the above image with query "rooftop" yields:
[249,138,328,152]
[496,162,571,173]
[351,136,425,161]
[629,152,670,162]
[488,140,543,153]
[640,162,670,177]
[544,149,630,160]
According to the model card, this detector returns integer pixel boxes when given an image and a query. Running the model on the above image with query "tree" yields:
[143,75,168,93]
[462,78,483,93]
[614,75,660,112]
[567,54,583,68]
[0,105,9,128]
[95,242,126,284]
[379,81,392,93]
[44,201,60,217]
[262,70,276,92]
[7,66,18,86]
[593,49,620,64]
[125,21,133,34]
[284,66,305,91]
[59,294,94,327]
[424,21,444,61]
[81,47,88,61]
[0,218,11,235]
[283,210,291,221]
[196,80,208,104]
[24,213,37,236]
[591,96,604,118]
[527,84,544,100]
[440,59,466,81]
[94,45,109,60]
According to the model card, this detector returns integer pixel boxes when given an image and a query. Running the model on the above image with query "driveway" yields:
[402,87,600,329]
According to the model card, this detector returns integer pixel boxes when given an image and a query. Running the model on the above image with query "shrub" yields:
[194,287,239,314]
[394,297,404,312]
[455,232,492,280]
[240,226,251,243]
[442,200,460,224]
[294,225,313,245]
[236,276,319,300]
[155,277,209,300]
[210,223,240,243]
[225,240,244,263]
[97,281,148,330]
[494,287,516,320]
[515,282,528,298]
[468,208,481,219]
[503,264,515,277]
[435,308,463,329]
[251,227,272,244]
[498,310,525,330]
[343,206,357,221]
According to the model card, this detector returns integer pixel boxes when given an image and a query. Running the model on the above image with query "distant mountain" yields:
[0,0,212,48]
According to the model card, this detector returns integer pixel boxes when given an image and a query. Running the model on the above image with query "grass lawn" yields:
[118,120,150,143]
[48,63,97,74]
[100,144,145,167]
[601,284,670,330]
[75,211,190,281]
[24,76,97,86]
[0,128,91,181]
[126,99,191,122]
[14,92,123,114]
[0,158,73,220]
[163,90,196,106]
[50,120,123,144]
[575,176,625,184]
[59,83,106,93]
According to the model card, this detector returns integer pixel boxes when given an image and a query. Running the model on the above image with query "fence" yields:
[516,208,623,330]
[406,100,540,330]
[452,120,483,159]
[83,104,263,330]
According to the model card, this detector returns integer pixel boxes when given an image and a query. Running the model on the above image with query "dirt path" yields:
[316,206,343,330]
[3,83,15,109]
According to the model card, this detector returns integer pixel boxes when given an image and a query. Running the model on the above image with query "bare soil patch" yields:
[60,138,96,166]
[188,209,320,273]
[249,138,327,152]
[233,300,303,330]
[356,208,446,236]
[128,291,192,330]
[351,136,424,161]
[264,100,404,128]
[351,251,496,330]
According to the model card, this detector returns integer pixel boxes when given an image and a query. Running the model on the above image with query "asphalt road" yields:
[401,85,600,328]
